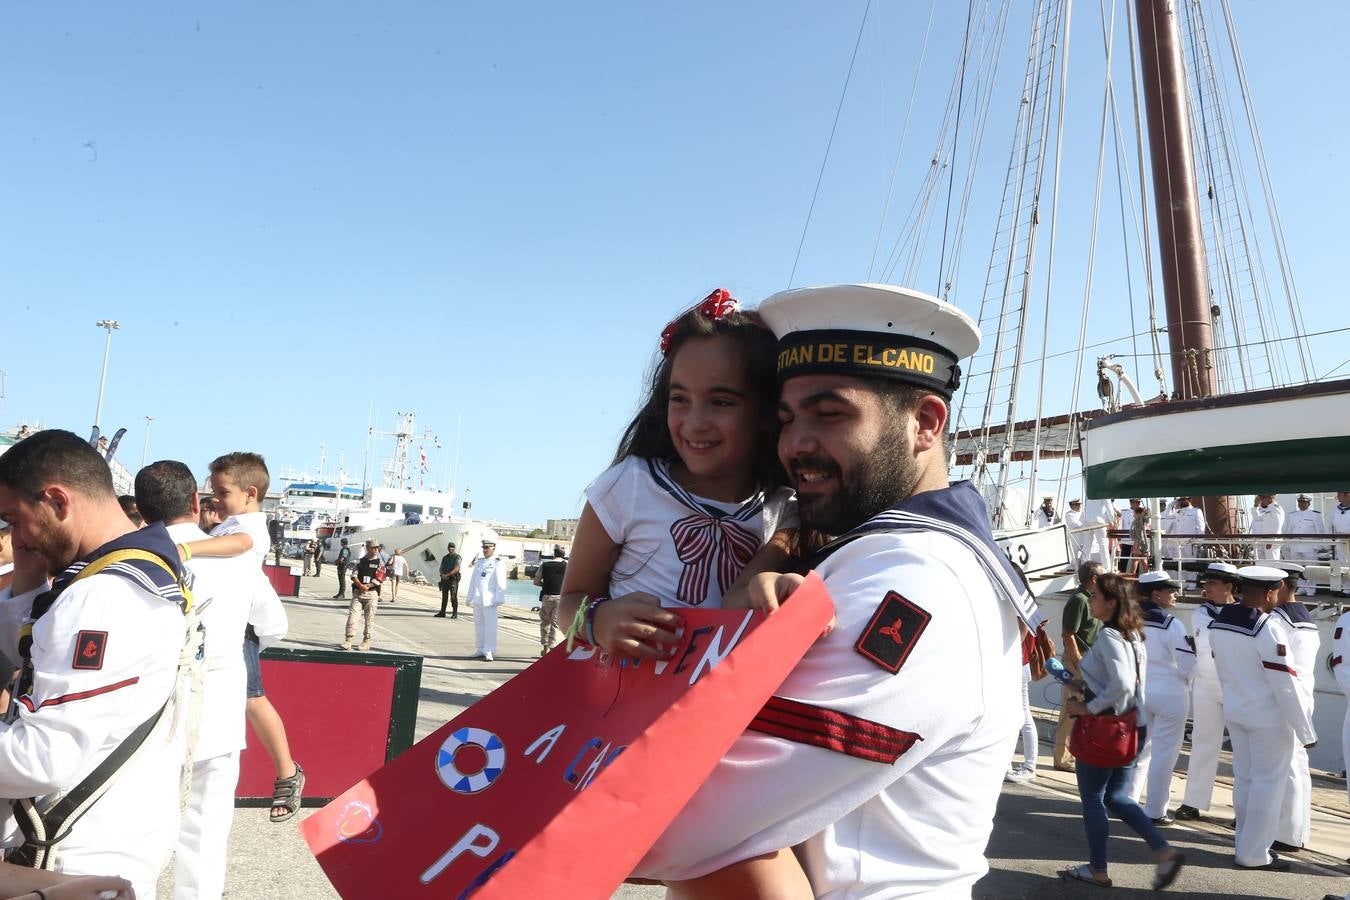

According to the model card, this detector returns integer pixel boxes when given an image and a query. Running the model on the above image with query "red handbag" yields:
[1068,636,1141,768]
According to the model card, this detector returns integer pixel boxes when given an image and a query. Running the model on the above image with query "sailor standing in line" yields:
[1251,494,1287,561]
[1284,495,1324,595]
[1329,601,1350,809]
[1208,565,1316,872]
[1175,562,1241,822]
[1127,572,1196,824]
[1333,491,1350,596]
[1168,498,1207,583]
[1271,562,1319,854]
[1064,499,1088,565]
[465,539,508,662]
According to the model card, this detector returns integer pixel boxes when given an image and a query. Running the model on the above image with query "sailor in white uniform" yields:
[1250,494,1287,561]
[1166,498,1206,578]
[1283,495,1324,594]
[1127,572,1196,823]
[1208,565,1316,871]
[1330,601,1350,809]
[1083,499,1119,567]
[465,540,508,661]
[1064,499,1088,564]
[636,283,1041,896]
[1333,491,1350,595]
[0,431,190,899]
[1034,496,1060,529]
[1271,562,1318,853]
[1175,562,1240,822]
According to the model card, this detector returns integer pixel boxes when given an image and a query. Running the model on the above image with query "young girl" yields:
[558,289,811,897]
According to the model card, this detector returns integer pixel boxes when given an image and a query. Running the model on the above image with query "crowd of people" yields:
[1,278,1348,899]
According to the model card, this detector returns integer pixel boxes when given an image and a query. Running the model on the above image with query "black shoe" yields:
[1235,853,1289,871]
[1152,815,1175,826]
[433,612,446,618]
[1270,840,1302,853]
[1174,805,1201,821]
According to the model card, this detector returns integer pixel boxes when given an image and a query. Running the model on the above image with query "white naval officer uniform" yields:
[1166,504,1206,567]
[1064,506,1087,564]
[1284,503,1324,594]
[0,527,190,899]
[1180,599,1229,813]
[1251,502,1287,561]
[1209,594,1316,868]
[1334,504,1350,593]
[1127,595,1196,818]
[636,483,1038,897]
[167,522,258,900]
[1272,598,1319,849]
[1328,612,1350,808]
[465,549,508,658]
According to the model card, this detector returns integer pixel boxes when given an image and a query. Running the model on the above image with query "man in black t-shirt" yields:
[435,542,462,618]
[532,545,568,656]
[340,541,382,651]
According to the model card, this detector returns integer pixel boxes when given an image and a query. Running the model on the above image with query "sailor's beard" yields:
[796,422,921,535]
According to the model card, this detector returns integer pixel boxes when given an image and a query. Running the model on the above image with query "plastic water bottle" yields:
[1044,657,1074,685]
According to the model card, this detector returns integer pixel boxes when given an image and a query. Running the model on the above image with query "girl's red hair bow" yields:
[659,289,741,356]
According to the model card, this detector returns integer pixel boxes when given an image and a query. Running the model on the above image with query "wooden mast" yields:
[1133,0,1232,537]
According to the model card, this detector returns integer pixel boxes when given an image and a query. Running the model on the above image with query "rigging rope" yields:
[868,0,938,281]
[787,0,873,288]
[935,0,979,293]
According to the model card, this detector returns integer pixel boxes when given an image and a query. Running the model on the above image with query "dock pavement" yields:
[157,568,1350,898]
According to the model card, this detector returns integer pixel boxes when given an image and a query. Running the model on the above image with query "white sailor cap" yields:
[1201,562,1241,583]
[1273,561,1305,578]
[1297,494,1312,501]
[1139,571,1182,591]
[758,283,981,397]
[1237,565,1286,587]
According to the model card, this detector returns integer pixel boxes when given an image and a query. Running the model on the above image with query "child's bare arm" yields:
[184,532,253,559]
[721,528,795,610]
[664,849,812,900]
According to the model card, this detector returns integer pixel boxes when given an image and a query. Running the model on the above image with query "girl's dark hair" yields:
[1096,573,1144,640]
[612,296,784,490]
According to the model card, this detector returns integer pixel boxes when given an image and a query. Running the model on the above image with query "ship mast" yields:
[1133,0,1231,536]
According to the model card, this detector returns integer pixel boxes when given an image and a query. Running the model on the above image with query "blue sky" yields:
[2,1,1346,523]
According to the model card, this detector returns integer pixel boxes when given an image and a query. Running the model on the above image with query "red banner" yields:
[302,573,833,898]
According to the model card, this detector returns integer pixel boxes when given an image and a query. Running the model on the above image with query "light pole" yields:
[141,415,154,468]
[93,319,121,430]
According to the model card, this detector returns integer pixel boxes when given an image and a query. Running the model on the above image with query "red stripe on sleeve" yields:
[748,696,922,764]
[1262,661,1299,677]
[32,677,140,711]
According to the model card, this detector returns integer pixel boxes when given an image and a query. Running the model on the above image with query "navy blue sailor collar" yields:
[1209,602,1267,635]
[1139,599,1173,628]
[809,479,1044,629]
[1274,600,1316,628]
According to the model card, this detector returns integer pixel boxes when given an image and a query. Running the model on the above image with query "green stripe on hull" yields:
[1085,435,1350,497]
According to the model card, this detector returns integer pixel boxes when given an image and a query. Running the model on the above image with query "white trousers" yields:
[1182,680,1225,811]
[473,605,499,655]
[1228,721,1295,867]
[1127,689,1188,818]
[1255,543,1282,561]
[1342,703,1350,809]
[174,751,241,900]
[1014,664,1037,769]
[1278,743,1312,848]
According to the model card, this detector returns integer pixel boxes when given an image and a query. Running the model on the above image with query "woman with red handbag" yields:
[1060,574,1186,889]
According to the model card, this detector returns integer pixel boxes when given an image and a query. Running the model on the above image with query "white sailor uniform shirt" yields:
[1332,613,1350,696]
[637,482,1035,897]
[1139,601,1196,694]
[0,566,186,893]
[1333,505,1350,559]
[1284,508,1324,561]
[1033,508,1058,528]
[1208,605,1315,743]
[1190,602,1224,694]
[1272,602,1320,716]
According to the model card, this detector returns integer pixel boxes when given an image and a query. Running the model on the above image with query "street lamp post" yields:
[93,319,121,430]
[141,415,154,468]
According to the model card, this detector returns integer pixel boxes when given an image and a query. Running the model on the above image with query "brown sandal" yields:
[270,762,305,823]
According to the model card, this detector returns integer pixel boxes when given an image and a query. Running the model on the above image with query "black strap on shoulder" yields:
[8,700,167,869]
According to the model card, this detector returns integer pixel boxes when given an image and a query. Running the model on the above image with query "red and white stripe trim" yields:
[17,676,140,713]
[748,696,921,764]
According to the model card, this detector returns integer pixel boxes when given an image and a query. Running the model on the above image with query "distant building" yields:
[546,518,579,540]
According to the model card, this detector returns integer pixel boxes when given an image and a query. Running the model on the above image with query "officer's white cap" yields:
[1069,498,1082,504]
[1138,571,1182,590]
[1201,562,1240,582]
[758,283,980,397]
[1297,494,1312,500]
[1237,565,1286,587]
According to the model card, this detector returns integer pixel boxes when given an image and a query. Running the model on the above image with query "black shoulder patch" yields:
[1276,643,1287,657]
[855,591,931,674]
[72,630,108,671]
